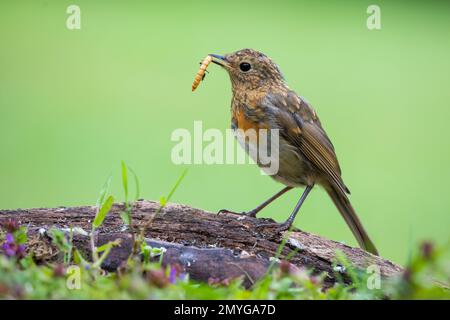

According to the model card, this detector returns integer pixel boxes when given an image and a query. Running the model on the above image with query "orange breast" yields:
[233,108,268,133]
[236,110,258,131]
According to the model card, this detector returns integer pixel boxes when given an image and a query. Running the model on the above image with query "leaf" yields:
[140,243,151,264]
[73,249,89,266]
[119,211,131,226]
[93,195,114,229]
[166,169,188,202]
[93,239,122,269]
[157,170,187,211]
[121,161,128,204]
[96,239,121,253]
[159,196,167,207]
[14,226,28,245]
[150,247,167,258]
[96,243,109,253]
[96,174,112,208]
[49,227,70,252]
[128,166,140,201]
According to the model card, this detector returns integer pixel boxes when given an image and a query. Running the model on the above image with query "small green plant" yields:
[91,192,114,266]
[119,161,140,226]
[49,227,73,265]
[85,169,123,273]
[140,243,166,268]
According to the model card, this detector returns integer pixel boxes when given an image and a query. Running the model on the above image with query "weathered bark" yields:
[0,200,403,287]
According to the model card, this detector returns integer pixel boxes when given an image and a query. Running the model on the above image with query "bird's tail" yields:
[325,184,379,256]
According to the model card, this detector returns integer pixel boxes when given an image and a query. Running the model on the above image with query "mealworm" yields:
[192,55,212,92]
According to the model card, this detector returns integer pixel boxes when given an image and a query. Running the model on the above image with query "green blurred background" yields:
[1,0,449,264]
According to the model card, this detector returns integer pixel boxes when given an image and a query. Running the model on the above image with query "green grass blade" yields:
[159,196,167,207]
[128,166,140,201]
[165,169,188,204]
[119,211,131,226]
[96,174,112,208]
[121,161,128,204]
[93,195,114,229]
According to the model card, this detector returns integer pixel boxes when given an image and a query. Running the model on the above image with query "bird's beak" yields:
[209,54,230,68]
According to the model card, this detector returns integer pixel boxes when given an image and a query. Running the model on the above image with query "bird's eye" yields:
[239,62,251,72]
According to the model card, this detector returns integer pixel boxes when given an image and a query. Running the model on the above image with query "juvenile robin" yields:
[209,48,379,255]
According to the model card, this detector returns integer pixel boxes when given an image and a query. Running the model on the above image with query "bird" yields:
[209,48,379,255]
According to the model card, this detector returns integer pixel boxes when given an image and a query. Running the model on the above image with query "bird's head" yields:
[210,48,285,91]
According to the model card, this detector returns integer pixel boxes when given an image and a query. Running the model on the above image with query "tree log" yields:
[0,200,403,287]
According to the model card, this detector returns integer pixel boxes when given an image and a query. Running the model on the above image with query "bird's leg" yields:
[256,184,314,231]
[278,184,314,231]
[218,186,293,218]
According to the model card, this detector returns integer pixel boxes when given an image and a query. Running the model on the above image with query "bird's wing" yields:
[264,90,350,195]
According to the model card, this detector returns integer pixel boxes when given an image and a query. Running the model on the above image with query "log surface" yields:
[0,200,403,287]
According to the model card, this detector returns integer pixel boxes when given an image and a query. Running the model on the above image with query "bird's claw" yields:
[255,221,293,233]
[217,209,257,218]
[276,222,293,232]
[217,209,238,216]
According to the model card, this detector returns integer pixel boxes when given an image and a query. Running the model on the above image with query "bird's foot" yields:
[217,208,258,218]
[255,221,294,233]
[276,221,293,232]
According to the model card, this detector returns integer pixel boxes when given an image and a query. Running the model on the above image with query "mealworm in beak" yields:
[192,55,212,91]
